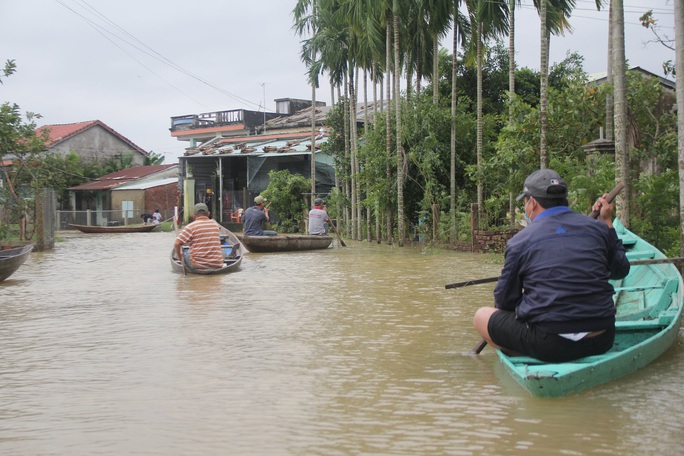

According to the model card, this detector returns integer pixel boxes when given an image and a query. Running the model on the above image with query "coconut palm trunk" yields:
[675,0,684,257]
[476,22,484,226]
[393,4,405,246]
[386,11,394,245]
[612,0,630,227]
[450,10,458,242]
[539,0,549,169]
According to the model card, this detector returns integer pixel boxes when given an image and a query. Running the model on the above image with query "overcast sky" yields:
[1,0,676,164]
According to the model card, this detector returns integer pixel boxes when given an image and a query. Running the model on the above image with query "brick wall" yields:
[144,183,179,222]
[472,228,517,253]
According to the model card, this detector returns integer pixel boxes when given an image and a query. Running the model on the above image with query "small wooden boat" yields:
[170,226,242,275]
[498,220,683,397]
[70,223,159,233]
[0,244,34,282]
[238,234,333,253]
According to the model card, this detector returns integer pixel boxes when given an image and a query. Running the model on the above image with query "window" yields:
[122,200,134,219]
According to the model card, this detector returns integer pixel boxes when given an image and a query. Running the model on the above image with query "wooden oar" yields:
[445,276,498,289]
[630,257,684,265]
[445,257,684,290]
[458,182,624,355]
[329,220,347,247]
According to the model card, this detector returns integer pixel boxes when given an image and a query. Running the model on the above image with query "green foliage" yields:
[143,151,166,165]
[632,170,680,255]
[490,61,613,208]
[261,169,311,233]
[1,59,17,83]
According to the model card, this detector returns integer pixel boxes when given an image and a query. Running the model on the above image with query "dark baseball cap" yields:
[516,169,568,201]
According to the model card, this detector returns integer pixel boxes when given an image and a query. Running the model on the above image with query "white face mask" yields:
[523,197,533,224]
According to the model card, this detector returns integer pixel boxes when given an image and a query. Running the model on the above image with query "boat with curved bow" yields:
[237,234,333,253]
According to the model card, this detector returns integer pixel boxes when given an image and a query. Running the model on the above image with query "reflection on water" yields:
[1,231,682,455]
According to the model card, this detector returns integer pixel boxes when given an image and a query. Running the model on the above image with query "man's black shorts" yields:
[488,310,615,363]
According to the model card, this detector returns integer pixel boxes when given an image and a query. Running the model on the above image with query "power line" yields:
[54,0,264,110]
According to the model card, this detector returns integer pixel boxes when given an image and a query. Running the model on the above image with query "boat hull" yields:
[171,226,242,275]
[0,245,34,282]
[70,224,158,233]
[497,219,683,397]
[238,235,333,253]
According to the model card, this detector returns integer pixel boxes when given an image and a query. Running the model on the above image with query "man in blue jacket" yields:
[473,169,631,362]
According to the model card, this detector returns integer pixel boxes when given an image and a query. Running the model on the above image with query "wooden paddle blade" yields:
[471,339,488,355]
[330,222,346,247]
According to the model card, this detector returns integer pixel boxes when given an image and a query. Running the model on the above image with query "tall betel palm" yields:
[426,0,454,106]
[506,0,523,227]
[344,0,385,240]
[392,0,411,245]
[466,0,508,226]
[536,0,579,168]
[675,0,684,257]
[611,0,629,226]
[293,0,321,203]
[539,0,549,168]
[450,2,470,241]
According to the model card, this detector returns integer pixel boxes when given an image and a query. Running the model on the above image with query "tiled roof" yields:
[36,120,147,154]
[69,164,177,191]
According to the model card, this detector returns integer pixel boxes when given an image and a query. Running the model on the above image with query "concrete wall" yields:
[49,125,146,165]
[111,189,145,215]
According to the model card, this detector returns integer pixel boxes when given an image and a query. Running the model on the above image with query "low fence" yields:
[444,203,519,253]
[56,209,165,230]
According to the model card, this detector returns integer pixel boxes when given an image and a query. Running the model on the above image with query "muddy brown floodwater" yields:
[1,230,682,455]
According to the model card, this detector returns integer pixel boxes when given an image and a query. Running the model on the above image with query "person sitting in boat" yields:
[174,203,225,270]
[472,169,631,363]
[140,213,152,224]
[241,195,277,236]
[308,198,330,235]
[152,209,162,225]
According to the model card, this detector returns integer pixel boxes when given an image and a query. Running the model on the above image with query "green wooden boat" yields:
[498,219,683,397]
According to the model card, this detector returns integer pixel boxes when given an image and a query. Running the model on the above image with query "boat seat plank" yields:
[615,316,673,330]
[616,279,678,321]
[626,251,656,260]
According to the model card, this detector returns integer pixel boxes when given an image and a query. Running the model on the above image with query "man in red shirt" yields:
[174,203,225,270]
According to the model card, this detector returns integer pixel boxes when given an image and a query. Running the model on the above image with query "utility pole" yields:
[262,82,266,135]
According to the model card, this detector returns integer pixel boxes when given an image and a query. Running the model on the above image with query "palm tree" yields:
[536,0,580,168]
[605,1,614,142]
[450,2,470,241]
[611,0,629,226]
[507,0,522,227]
[675,0,684,256]
[292,0,320,204]
[539,0,549,168]
[425,0,453,106]
[393,0,406,245]
[467,0,508,226]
